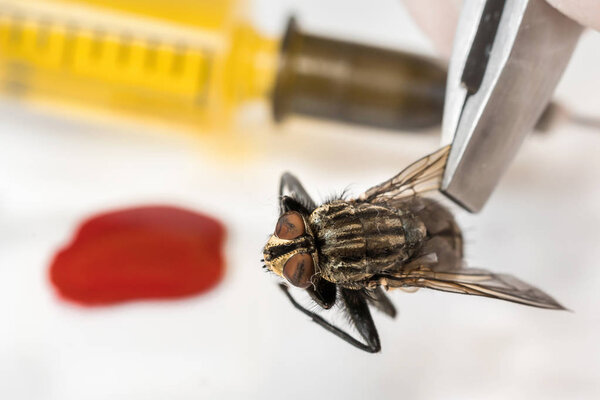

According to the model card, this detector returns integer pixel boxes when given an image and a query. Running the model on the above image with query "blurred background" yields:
[1,0,600,399]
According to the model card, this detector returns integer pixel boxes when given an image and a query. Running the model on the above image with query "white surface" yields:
[1,1,600,399]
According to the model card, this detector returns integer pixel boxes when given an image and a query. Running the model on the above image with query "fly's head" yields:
[263,197,319,289]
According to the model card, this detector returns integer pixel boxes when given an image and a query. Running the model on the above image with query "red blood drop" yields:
[49,206,225,306]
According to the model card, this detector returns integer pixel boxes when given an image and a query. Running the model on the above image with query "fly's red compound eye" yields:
[283,253,314,289]
[275,211,305,240]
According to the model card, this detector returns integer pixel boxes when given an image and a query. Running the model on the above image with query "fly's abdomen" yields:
[309,200,426,286]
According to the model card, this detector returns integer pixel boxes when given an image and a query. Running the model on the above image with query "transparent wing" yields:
[384,266,565,310]
[358,145,450,203]
[279,172,317,211]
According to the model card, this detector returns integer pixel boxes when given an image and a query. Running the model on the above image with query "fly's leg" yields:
[340,288,381,352]
[306,278,336,309]
[279,284,381,353]
[279,172,317,212]
[364,287,397,318]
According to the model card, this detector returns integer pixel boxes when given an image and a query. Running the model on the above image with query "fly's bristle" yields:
[260,258,264,262]
[323,190,349,204]
[263,266,276,275]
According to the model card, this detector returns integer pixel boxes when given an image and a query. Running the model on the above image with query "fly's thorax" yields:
[263,210,319,289]
[308,200,427,285]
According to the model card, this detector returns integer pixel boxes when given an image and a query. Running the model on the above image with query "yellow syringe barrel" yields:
[0,0,278,130]
[1,0,455,134]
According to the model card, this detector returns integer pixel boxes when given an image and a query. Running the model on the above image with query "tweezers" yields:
[440,0,582,212]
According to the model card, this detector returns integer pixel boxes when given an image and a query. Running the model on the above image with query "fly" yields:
[262,145,564,353]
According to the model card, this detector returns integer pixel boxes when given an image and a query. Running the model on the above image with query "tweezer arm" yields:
[441,0,582,212]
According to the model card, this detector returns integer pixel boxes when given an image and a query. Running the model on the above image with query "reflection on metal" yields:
[442,0,582,212]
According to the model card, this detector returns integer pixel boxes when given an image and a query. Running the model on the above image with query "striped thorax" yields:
[309,200,426,287]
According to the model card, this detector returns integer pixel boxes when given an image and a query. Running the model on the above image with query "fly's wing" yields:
[358,145,450,203]
[357,146,563,310]
[280,172,317,211]
[384,266,565,310]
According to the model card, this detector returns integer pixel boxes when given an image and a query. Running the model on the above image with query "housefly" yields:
[262,145,564,353]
